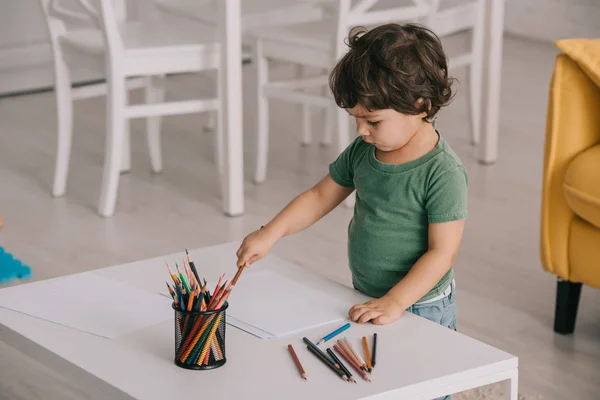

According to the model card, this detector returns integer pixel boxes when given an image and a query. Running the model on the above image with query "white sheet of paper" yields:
[224,269,349,338]
[0,272,173,339]
[159,291,275,339]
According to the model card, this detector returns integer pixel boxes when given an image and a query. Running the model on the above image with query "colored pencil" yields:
[344,337,368,371]
[327,348,355,383]
[288,344,307,381]
[333,344,370,382]
[362,336,373,372]
[337,339,362,369]
[306,344,348,381]
[372,333,378,368]
[231,265,245,286]
[303,337,349,381]
[165,250,247,367]
[317,322,351,345]
[185,249,201,284]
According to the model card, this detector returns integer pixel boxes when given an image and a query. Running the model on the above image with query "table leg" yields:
[477,0,505,164]
[218,0,244,216]
[501,369,519,400]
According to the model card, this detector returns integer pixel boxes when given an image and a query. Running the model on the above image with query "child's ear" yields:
[414,98,431,120]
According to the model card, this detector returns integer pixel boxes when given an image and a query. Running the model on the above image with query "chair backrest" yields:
[39,0,129,71]
[329,0,439,62]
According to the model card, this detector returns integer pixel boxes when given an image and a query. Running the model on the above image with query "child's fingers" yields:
[244,254,260,267]
[358,309,381,324]
[237,249,252,267]
[349,304,369,321]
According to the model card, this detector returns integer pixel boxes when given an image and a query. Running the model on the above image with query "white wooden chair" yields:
[40,0,223,217]
[248,0,488,184]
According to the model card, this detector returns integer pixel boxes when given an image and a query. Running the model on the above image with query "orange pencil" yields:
[165,263,179,285]
[187,291,195,312]
[362,336,373,372]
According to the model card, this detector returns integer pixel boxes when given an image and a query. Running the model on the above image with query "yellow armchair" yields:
[541,39,600,334]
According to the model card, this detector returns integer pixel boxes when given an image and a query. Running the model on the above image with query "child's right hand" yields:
[236,227,278,268]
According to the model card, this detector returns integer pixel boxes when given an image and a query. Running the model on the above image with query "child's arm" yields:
[349,219,465,325]
[236,175,354,268]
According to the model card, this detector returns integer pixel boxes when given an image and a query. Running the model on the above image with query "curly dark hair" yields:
[329,23,455,122]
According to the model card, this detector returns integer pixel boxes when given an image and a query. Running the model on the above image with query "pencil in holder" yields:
[173,302,228,370]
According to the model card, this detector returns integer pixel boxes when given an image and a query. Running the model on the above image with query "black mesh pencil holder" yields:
[172,302,228,370]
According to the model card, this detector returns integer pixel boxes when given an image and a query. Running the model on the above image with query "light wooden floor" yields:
[1,34,599,400]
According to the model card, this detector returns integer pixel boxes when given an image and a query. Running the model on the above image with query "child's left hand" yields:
[349,296,404,325]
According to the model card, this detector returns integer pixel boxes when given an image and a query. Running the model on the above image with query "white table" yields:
[0,244,518,399]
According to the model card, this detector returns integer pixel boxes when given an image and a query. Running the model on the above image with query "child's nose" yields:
[356,120,370,136]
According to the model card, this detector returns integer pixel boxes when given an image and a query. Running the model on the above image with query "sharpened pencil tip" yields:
[185,249,189,254]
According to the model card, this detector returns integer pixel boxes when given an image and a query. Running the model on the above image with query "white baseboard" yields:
[0,42,101,96]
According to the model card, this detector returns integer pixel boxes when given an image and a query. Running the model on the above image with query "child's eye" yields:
[367,120,380,126]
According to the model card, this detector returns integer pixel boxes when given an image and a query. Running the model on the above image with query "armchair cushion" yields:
[564,145,600,229]
[555,39,600,88]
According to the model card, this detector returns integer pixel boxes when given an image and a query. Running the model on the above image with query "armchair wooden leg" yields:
[554,279,582,334]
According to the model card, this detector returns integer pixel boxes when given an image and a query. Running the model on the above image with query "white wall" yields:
[0,2,56,95]
[505,0,600,42]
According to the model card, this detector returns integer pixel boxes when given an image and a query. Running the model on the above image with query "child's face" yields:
[347,104,428,152]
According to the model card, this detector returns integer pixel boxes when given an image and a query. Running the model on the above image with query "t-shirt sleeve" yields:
[328,137,363,188]
[426,166,468,223]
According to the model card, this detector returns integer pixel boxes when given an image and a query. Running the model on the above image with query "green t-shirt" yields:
[329,134,468,302]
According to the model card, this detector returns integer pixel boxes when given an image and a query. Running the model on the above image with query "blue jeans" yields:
[407,282,457,400]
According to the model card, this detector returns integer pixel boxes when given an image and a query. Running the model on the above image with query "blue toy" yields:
[0,246,32,283]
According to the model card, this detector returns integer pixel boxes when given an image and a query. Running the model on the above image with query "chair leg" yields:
[302,104,312,146]
[121,89,132,173]
[205,74,217,133]
[98,74,126,217]
[51,57,74,198]
[145,75,165,173]
[296,65,312,146]
[205,111,217,132]
[469,0,485,146]
[554,279,582,334]
[215,70,224,179]
[254,41,269,184]
[322,105,334,147]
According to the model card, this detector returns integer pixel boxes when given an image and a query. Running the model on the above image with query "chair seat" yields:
[154,0,325,31]
[60,20,220,75]
[564,145,600,229]
[60,20,218,54]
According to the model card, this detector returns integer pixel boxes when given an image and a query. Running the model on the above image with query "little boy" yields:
[236,24,467,332]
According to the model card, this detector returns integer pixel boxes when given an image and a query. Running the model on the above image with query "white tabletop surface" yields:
[0,243,517,399]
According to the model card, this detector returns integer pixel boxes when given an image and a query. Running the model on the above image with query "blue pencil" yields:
[317,323,351,345]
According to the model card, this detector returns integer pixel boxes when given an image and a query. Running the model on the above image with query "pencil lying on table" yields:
[343,337,368,372]
[333,344,371,382]
[338,339,367,373]
[317,322,351,345]
[288,344,307,381]
[303,337,348,381]
[327,348,356,383]
[362,336,373,373]
[372,333,378,368]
